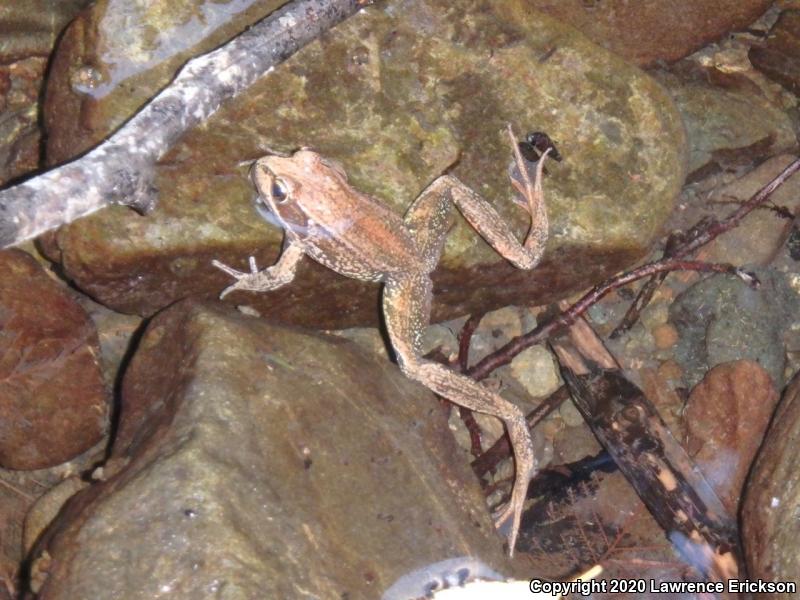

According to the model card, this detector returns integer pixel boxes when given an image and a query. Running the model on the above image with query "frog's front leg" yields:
[382,273,536,555]
[212,237,305,299]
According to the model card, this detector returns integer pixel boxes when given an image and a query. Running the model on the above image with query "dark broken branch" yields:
[0,0,372,248]
[552,315,742,582]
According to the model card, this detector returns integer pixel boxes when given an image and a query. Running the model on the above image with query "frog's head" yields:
[250,149,349,230]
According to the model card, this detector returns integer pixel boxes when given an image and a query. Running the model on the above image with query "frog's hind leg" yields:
[403,182,454,272]
[406,151,549,273]
[382,273,536,555]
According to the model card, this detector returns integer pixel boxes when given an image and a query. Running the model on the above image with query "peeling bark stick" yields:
[0,0,372,249]
[552,319,741,582]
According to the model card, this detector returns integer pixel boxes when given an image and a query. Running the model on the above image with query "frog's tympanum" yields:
[213,131,552,555]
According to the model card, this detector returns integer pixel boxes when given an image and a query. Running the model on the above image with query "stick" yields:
[611,157,800,336]
[0,0,372,248]
[465,259,757,382]
[552,316,741,583]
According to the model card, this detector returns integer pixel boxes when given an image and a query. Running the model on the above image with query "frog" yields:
[212,127,552,555]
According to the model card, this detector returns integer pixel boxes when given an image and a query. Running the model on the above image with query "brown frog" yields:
[213,128,551,554]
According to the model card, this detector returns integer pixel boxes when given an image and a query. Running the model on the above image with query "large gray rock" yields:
[742,373,800,596]
[668,268,799,389]
[28,300,515,599]
[653,64,797,182]
[42,0,687,327]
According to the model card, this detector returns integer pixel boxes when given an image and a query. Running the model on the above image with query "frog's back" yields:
[302,189,424,282]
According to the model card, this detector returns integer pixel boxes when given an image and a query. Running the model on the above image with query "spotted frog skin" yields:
[213,132,551,554]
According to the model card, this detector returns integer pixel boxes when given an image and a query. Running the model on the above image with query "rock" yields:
[684,360,779,513]
[701,155,800,267]
[0,1,91,184]
[669,267,799,388]
[0,58,46,185]
[43,0,686,328]
[29,300,515,599]
[749,10,800,95]
[78,298,143,389]
[42,0,285,163]
[529,0,772,67]
[0,249,108,470]
[651,323,679,349]
[22,477,88,555]
[652,64,797,181]
[0,1,90,64]
[510,345,561,399]
[742,372,800,592]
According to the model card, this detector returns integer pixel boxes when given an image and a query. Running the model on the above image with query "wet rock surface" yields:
[668,267,799,389]
[0,1,90,64]
[29,300,515,599]
[750,9,800,95]
[0,1,91,184]
[43,0,287,163]
[699,155,800,267]
[529,0,772,67]
[684,360,779,513]
[44,0,686,327]
[652,63,797,181]
[743,373,800,592]
[0,249,107,470]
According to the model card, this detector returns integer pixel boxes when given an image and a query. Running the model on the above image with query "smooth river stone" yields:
[27,300,516,599]
[742,373,800,594]
[528,0,772,66]
[0,249,107,470]
[43,0,687,328]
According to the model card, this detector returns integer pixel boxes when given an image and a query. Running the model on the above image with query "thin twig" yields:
[0,0,372,248]
[466,259,757,382]
[457,312,485,372]
[0,476,35,501]
[455,312,487,457]
[611,157,800,336]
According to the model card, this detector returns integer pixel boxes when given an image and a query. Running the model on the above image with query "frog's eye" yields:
[271,178,290,203]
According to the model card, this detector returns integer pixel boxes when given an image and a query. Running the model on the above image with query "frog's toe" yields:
[211,259,244,278]
[492,494,525,557]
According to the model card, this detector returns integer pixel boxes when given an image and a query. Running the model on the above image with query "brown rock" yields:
[29,300,515,599]
[0,249,108,469]
[750,10,800,95]
[530,0,771,66]
[42,0,687,328]
[0,58,46,185]
[684,360,779,513]
[0,0,90,64]
[0,1,92,184]
[652,323,679,349]
[742,372,800,592]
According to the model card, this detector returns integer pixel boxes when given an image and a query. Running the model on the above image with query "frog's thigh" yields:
[403,177,456,271]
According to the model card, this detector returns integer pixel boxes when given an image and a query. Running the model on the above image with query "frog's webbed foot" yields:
[491,463,533,555]
[212,256,265,299]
